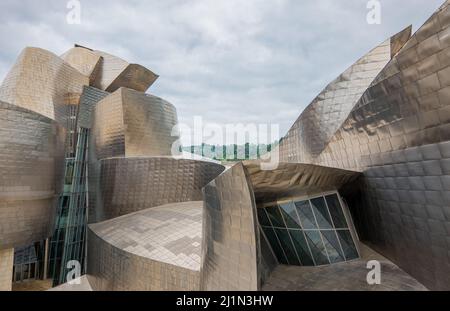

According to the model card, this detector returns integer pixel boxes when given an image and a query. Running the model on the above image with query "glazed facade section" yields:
[0,101,66,249]
[201,163,260,291]
[96,157,224,221]
[258,193,359,267]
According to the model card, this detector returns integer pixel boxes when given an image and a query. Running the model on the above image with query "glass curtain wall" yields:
[258,192,359,266]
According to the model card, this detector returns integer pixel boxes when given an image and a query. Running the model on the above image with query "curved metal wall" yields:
[0,101,66,249]
[201,163,261,291]
[92,87,180,159]
[316,4,450,171]
[0,47,89,125]
[279,27,411,163]
[95,157,224,222]
[310,2,450,290]
[92,50,158,93]
[87,202,202,291]
[61,47,102,84]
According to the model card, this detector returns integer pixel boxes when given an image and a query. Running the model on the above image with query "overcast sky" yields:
[0,0,444,145]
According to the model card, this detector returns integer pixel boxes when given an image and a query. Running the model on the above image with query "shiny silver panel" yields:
[0,47,89,125]
[106,64,159,93]
[316,3,450,171]
[87,202,202,291]
[92,87,180,160]
[93,50,158,93]
[313,2,450,290]
[279,27,411,163]
[95,157,224,222]
[355,141,450,290]
[279,1,450,290]
[243,160,361,203]
[201,163,261,291]
[61,47,102,84]
[0,101,66,249]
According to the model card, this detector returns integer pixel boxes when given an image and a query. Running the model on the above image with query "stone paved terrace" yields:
[262,244,428,291]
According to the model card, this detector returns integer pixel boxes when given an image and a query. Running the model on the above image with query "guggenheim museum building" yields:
[1,0,450,292]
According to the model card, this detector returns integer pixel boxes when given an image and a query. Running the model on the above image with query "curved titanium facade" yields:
[61,47,102,84]
[279,27,412,163]
[201,163,261,290]
[0,101,66,249]
[316,6,450,171]
[92,50,158,92]
[309,3,450,290]
[274,1,450,290]
[0,47,89,125]
[96,157,224,221]
[92,87,180,159]
[244,161,361,203]
[87,202,202,291]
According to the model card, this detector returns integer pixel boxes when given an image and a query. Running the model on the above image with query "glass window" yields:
[264,205,285,227]
[304,230,329,265]
[258,193,359,267]
[294,200,317,229]
[257,208,271,227]
[325,194,348,229]
[274,228,300,265]
[279,202,301,229]
[337,230,359,260]
[321,230,345,263]
[310,197,333,229]
[289,230,315,266]
[262,227,288,264]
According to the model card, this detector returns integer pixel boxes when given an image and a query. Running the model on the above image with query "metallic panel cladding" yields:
[92,50,158,93]
[201,163,261,291]
[95,157,224,222]
[277,1,450,290]
[0,101,66,250]
[61,47,102,84]
[91,87,180,160]
[279,26,412,163]
[0,47,89,126]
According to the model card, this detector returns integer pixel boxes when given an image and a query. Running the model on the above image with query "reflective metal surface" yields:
[0,101,66,249]
[0,47,89,125]
[87,201,202,291]
[279,27,412,163]
[201,163,261,290]
[61,46,102,84]
[92,50,158,93]
[92,87,179,159]
[96,157,224,222]
[277,0,450,290]
[243,160,360,203]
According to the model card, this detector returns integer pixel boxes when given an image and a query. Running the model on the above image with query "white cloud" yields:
[0,0,444,145]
